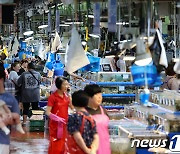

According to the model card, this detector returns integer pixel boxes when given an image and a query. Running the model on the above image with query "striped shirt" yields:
[4,79,16,96]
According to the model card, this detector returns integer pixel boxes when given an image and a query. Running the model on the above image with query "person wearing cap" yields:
[17,62,41,125]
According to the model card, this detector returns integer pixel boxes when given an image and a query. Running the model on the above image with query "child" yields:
[67,90,99,154]
[0,100,25,135]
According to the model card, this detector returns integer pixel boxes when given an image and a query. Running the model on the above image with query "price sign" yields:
[119,86,125,91]
[123,74,129,79]
[154,87,160,90]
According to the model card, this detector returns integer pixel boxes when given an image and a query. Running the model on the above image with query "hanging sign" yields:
[48,10,52,33]
[93,3,100,35]
[108,0,117,32]
[55,9,60,33]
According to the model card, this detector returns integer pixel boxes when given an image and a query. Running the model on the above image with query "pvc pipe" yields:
[102,93,136,97]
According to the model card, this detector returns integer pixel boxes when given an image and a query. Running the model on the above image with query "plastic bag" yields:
[130,63,160,86]
[81,55,100,72]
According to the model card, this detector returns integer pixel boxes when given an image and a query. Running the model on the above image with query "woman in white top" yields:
[9,62,20,83]
[9,62,21,101]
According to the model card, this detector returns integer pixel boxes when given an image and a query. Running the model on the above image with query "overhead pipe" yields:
[173,0,177,58]
[147,0,153,38]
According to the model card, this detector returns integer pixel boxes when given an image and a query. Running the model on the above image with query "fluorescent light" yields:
[116,22,129,25]
[120,40,131,43]
[172,58,180,62]
[64,22,83,25]
[23,30,34,36]
[38,25,48,29]
[135,58,152,66]
[105,55,115,58]
[51,5,55,8]
[105,55,135,60]
[89,34,100,38]
[57,3,63,6]
[81,41,87,46]
[59,24,70,27]
[85,15,107,19]
[140,36,154,40]
[25,37,34,42]
[123,56,135,61]
[85,14,94,18]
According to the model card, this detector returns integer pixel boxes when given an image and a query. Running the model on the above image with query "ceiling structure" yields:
[0,0,179,49]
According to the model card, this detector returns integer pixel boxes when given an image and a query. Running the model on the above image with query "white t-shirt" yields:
[9,71,19,84]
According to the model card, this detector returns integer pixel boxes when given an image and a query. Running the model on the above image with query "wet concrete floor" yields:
[10,126,49,154]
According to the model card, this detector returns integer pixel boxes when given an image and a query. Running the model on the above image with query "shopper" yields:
[162,62,180,91]
[0,100,25,134]
[9,62,20,83]
[17,62,41,125]
[46,77,73,154]
[0,62,20,154]
[84,84,111,154]
[18,59,28,75]
[67,90,99,154]
[9,62,21,101]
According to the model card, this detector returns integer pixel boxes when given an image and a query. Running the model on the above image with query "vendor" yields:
[162,61,180,91]
[84,84,111,154]
[46,77,73,154]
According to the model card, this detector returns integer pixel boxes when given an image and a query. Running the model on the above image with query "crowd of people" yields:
[0,44,179,154]
[1,56,180,154]
[46,77,111,154]
[0,56,112,154]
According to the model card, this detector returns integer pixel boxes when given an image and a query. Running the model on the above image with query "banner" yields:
[48,10,52,34]
[156,29,168,68]
[108,0,117,32]
[93,3,100,35]
[38,39,45,60]
[11,37,19,55]
[55,9,60,33]
[51,32,62,53]
[65,27,90,74]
